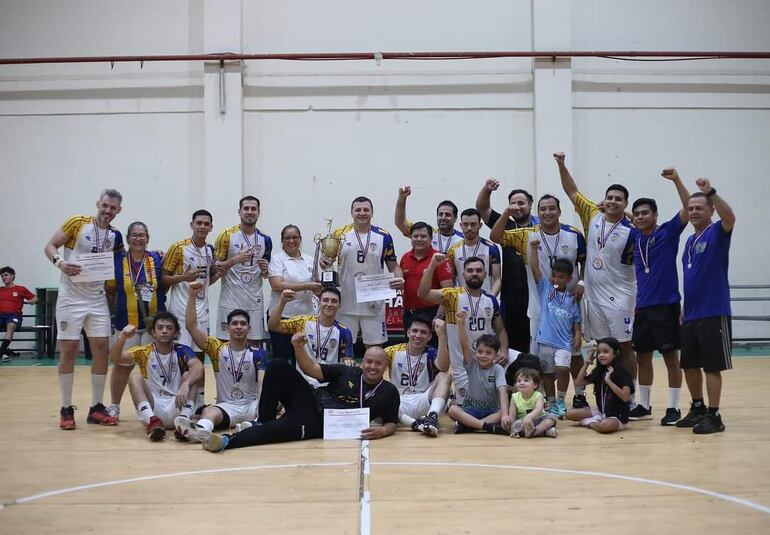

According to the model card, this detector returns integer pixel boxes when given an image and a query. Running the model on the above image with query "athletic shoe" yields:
[410,417,425,433]
[545,427,558,438]
[693,413,726,434]
[174,415,196,439]
[59,405,76,430]
[173,429,190,442]
[523,419,535,438]
[235,420,254,433]
[419,412,439,437]
[107,405,121,423]
[660,408,681,426]
[202,433,229,453]
[554,398,567,418]
[146,416,166,441]
[486,424,509,436]
[453,421,472,434]
[1,354,10,363]
[572,394,589,409]
[629,404,653,421]
[87,403,118,426]
[510,420,523,438]
[675,402,707,428]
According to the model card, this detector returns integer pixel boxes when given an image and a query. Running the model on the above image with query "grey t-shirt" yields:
[463,358,506,411]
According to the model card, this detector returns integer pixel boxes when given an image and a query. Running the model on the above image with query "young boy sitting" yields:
[509,367,558,438]
[529,240,582,417]
[443,309,510,435]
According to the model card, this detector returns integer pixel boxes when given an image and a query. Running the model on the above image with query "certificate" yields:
[70,252,115,283]
[323,408,370,440]
[354,273,396,303]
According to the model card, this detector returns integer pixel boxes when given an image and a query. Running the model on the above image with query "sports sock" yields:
[574,384,585,396]
[136,402,154,424]
[557,391,566,401]
[547,396,556,404]
[668,387,681,409]
[108,403,121,417]
[708,406,719,415]
[180,401,196,419]
[197,418,214,432]
[0,339,10,354]
[692,398,705,408]
[400,414,416,427]
[639,385,651,409]
[91,373,107,406]
[59,372,74,407]
[429,397,446,415]
[197,388,205,406]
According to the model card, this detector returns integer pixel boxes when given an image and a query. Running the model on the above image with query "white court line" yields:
[359,440,371,535]
[5,460,769,519]
[373,461,770,516]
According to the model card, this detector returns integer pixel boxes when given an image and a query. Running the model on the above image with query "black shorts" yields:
[680,315,733,373]
[0,313,22,330]
[632,303,680,353]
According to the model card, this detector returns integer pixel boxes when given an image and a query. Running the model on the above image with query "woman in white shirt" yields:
[268,224,321,364]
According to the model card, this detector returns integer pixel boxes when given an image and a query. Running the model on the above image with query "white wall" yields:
[0,0,768,341]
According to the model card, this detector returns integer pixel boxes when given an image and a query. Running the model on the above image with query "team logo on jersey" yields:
[59,321,68,331]
[308,333,315,340]
[348,381,354,388]
[695,242,708,253]
[243,361,251,371]
[561,245,569,253]
[254,245,262,255]
[488,375,495,383]
[221,322,228,331]
[240,273,253,284]
[611,233,619,241]
[12,292,18,297]
[329,339,337,349]
[484,307,492,316]
[369,243,377,251]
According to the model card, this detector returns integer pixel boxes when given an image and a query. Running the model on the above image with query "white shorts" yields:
[215,398,259,427]
[337,313,387,345]
[584,300,633,343]
[399,391,432,420]
[144,394,180,428]
[216,306,266,341]
[56,298,111,340]
[178,318,209,352]
[538,345,572,374]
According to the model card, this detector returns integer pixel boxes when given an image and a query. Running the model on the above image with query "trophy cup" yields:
[314,218,341,287]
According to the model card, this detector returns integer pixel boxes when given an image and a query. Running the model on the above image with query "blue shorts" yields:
[0,313,22,330]
[464,406,497,420]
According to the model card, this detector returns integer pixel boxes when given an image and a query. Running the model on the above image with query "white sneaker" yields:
[174,416,197,439]
[235,420,254,433]
[545,427,558,438]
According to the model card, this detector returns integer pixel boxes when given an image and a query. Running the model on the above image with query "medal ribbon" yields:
[239,225,256,265]
[191,239,211,283]
[129,253,148,289]
[598,216,622,250]
[637,228,656,274]
[467,291,482,322]
[405,351,424,390]
[359,375,385,408]
[153,344,176,386]
[548,286,566,305]
[91,217,111,253]
[315,319,335,361]
[227,346,248,384]
[687,222,713,268]
[436,232,453,254]
[354,229,372,261]
[462,240,482,264]
[539,228,561,266]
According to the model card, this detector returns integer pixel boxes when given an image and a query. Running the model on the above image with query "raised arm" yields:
[433,317,450,372]
[697,178,735,232]
[575,349,596,387]
[554,152,580,205]
[488,203,512,244]
[529,239,542,283]
[455,310,472,365]
[492,315,509,365]
[417,253,447,304]
[109,324,137,365]
[266,289,295,333]
[661,167,691,224]
[475,179,500,223]
[185,281,211,350]
[291,332,324,381]
[394,186,412,236]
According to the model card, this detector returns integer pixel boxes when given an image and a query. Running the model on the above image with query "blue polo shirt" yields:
[682,220,732,321]
[632,213,686,308]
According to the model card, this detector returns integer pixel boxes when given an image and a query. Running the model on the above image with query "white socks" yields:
[429,397,446,415]
[197,418,214,432]
[400,414,416,427]
[639,385,652,409]
[136,402,154,424]
[574,384,586,396]
[59,373,74,407]
[669,387,681,409]
[91,373,107,406]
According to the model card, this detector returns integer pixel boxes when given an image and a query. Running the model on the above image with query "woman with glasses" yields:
[268,225,321,365]
[106,221,166,420]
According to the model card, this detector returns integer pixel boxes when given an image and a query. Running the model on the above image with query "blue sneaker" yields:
[202,432,229,453]
[555,398,567,418]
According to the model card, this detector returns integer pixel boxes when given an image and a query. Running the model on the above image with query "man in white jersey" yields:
[175,281,269,441]
[214,195,272,347]
[555,152,638,393]
[323,196,404,349]
[162,209,218,353]
[384,315,452,437]
[447,208,502,296]
[489,194,589,408]
[418,254,511,403]
[44,189,124,430]
[267,286,355,387]
[109,312,203,441]
[394,186,463,254]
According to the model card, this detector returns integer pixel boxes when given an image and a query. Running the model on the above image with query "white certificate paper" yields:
[70,252,115,283]
[323,408,370,440]
[354,273,396,303]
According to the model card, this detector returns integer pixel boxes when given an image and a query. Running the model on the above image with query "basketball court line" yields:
[4,459,769,522]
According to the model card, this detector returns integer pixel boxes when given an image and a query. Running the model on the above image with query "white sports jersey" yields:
[385,343,439,396]
[499,224,586,321]
[332,224,396,317]
[446,238,501,293]
[574,193,636,310]
[279,315,354,387]
[215,224,272,310]
[203,337,268,403]
[163,238,215,323]
[128,342,195,400]
[58,215,123,302]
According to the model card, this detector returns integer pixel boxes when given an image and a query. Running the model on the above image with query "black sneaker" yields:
[453,421,472,434]
[419,412,439,437]
[676,402,707,428]
[572,394,589,409]
[629,404,653,421]
[693,413,725,434]
[660,408,681,426]
[486,424,509,436]
[410,417,424,432]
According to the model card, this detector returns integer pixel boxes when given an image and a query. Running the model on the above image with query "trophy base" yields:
[320,270,339,288]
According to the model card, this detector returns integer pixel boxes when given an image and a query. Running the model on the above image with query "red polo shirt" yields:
[0,285,34,315]
[400,248,454,310]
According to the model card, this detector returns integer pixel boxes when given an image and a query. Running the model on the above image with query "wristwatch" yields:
[706,187,717,197]
[52,255,63,267]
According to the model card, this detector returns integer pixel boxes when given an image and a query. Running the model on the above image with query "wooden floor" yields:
[1,358,769,534]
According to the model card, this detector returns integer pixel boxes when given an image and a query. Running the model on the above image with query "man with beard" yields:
[447,208,501,296]
[476,181,539,352]
[418,254,509,404]
[489,194,588,410]
[214,196,272,347]
[394,186,463,254]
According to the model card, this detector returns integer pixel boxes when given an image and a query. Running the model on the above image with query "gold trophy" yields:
[314,218,341,287]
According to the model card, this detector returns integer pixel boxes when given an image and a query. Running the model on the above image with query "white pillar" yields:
[532,1,573,214]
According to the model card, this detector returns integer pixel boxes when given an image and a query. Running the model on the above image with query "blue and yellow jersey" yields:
[110,251,166,330]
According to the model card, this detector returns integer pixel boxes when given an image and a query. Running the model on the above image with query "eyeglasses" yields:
[129,234,148,239]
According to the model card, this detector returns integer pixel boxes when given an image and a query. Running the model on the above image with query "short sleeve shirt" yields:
[462,358,506,411]
[315,365,400,424]
[631,212,686,308]
[682,220,732,321]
